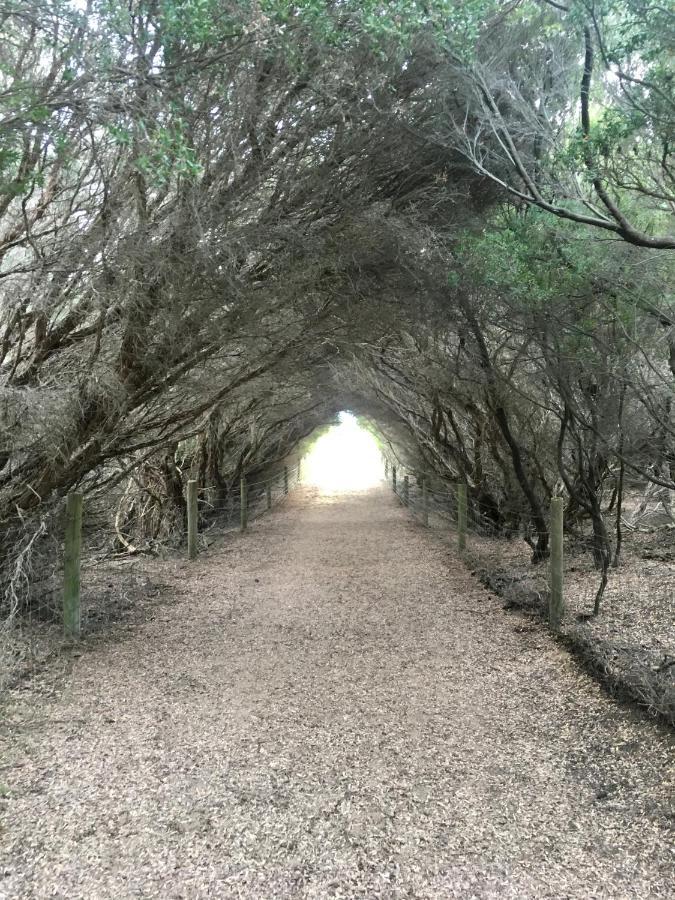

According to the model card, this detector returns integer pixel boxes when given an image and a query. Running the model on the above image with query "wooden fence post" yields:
[403,475,409,506]
[266,481,272,510]
[457,482,467,551]
[422,478,429,526]
[283,466,289,495]
[63,492,83,639]
[392,465,397,493]
[187,479,198,560]
[240,475,248,532]
[549,497,564,630]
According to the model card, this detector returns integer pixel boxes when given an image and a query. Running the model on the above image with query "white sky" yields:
[302,412,382,492]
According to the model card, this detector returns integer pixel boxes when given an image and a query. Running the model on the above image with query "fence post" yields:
[422,478,429,526]
[403,475,409,506]
[63,492,83,639]
[283,466,289,495]
[549,497,564,631]
[457,482,467,551]
[392,465,397,493]
[266,481,272,510]
[384,458,389,479]
[187,479,198,560]
[240,475,248,532]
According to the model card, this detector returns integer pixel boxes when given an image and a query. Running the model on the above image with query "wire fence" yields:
[384,458,675,612]
[3,455,672,720]
[184,463,302,547]
[0,461,303,678]
[382,457,674,721]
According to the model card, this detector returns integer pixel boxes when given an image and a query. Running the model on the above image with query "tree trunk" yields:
[458,293,549,561]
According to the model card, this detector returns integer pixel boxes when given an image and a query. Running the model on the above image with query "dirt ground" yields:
[1,485,673,899]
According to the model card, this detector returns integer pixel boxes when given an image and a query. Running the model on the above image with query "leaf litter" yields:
[0,486,673,898]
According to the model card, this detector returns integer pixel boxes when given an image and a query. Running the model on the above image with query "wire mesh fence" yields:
[0,462,303,689]
[75,462,303,632]
[396,478,458,528]
[193,463,301,539]
[3,456,672,720]
[382,457,674,721]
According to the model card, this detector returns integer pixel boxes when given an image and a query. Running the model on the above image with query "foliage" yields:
[0,0,673,623]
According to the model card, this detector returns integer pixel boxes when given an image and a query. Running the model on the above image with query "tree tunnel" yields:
[0,0,673,623]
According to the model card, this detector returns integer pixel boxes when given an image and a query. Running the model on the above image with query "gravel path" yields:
[1,485,673,899]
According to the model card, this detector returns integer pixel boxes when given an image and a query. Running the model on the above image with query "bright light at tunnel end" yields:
[302,411,383,493]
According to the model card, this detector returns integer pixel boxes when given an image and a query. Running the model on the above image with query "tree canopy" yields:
[0,0,673,615]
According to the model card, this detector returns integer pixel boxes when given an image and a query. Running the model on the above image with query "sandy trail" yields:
[1,485,673,899]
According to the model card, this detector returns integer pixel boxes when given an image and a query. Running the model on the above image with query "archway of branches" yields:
[0,1,673,622]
